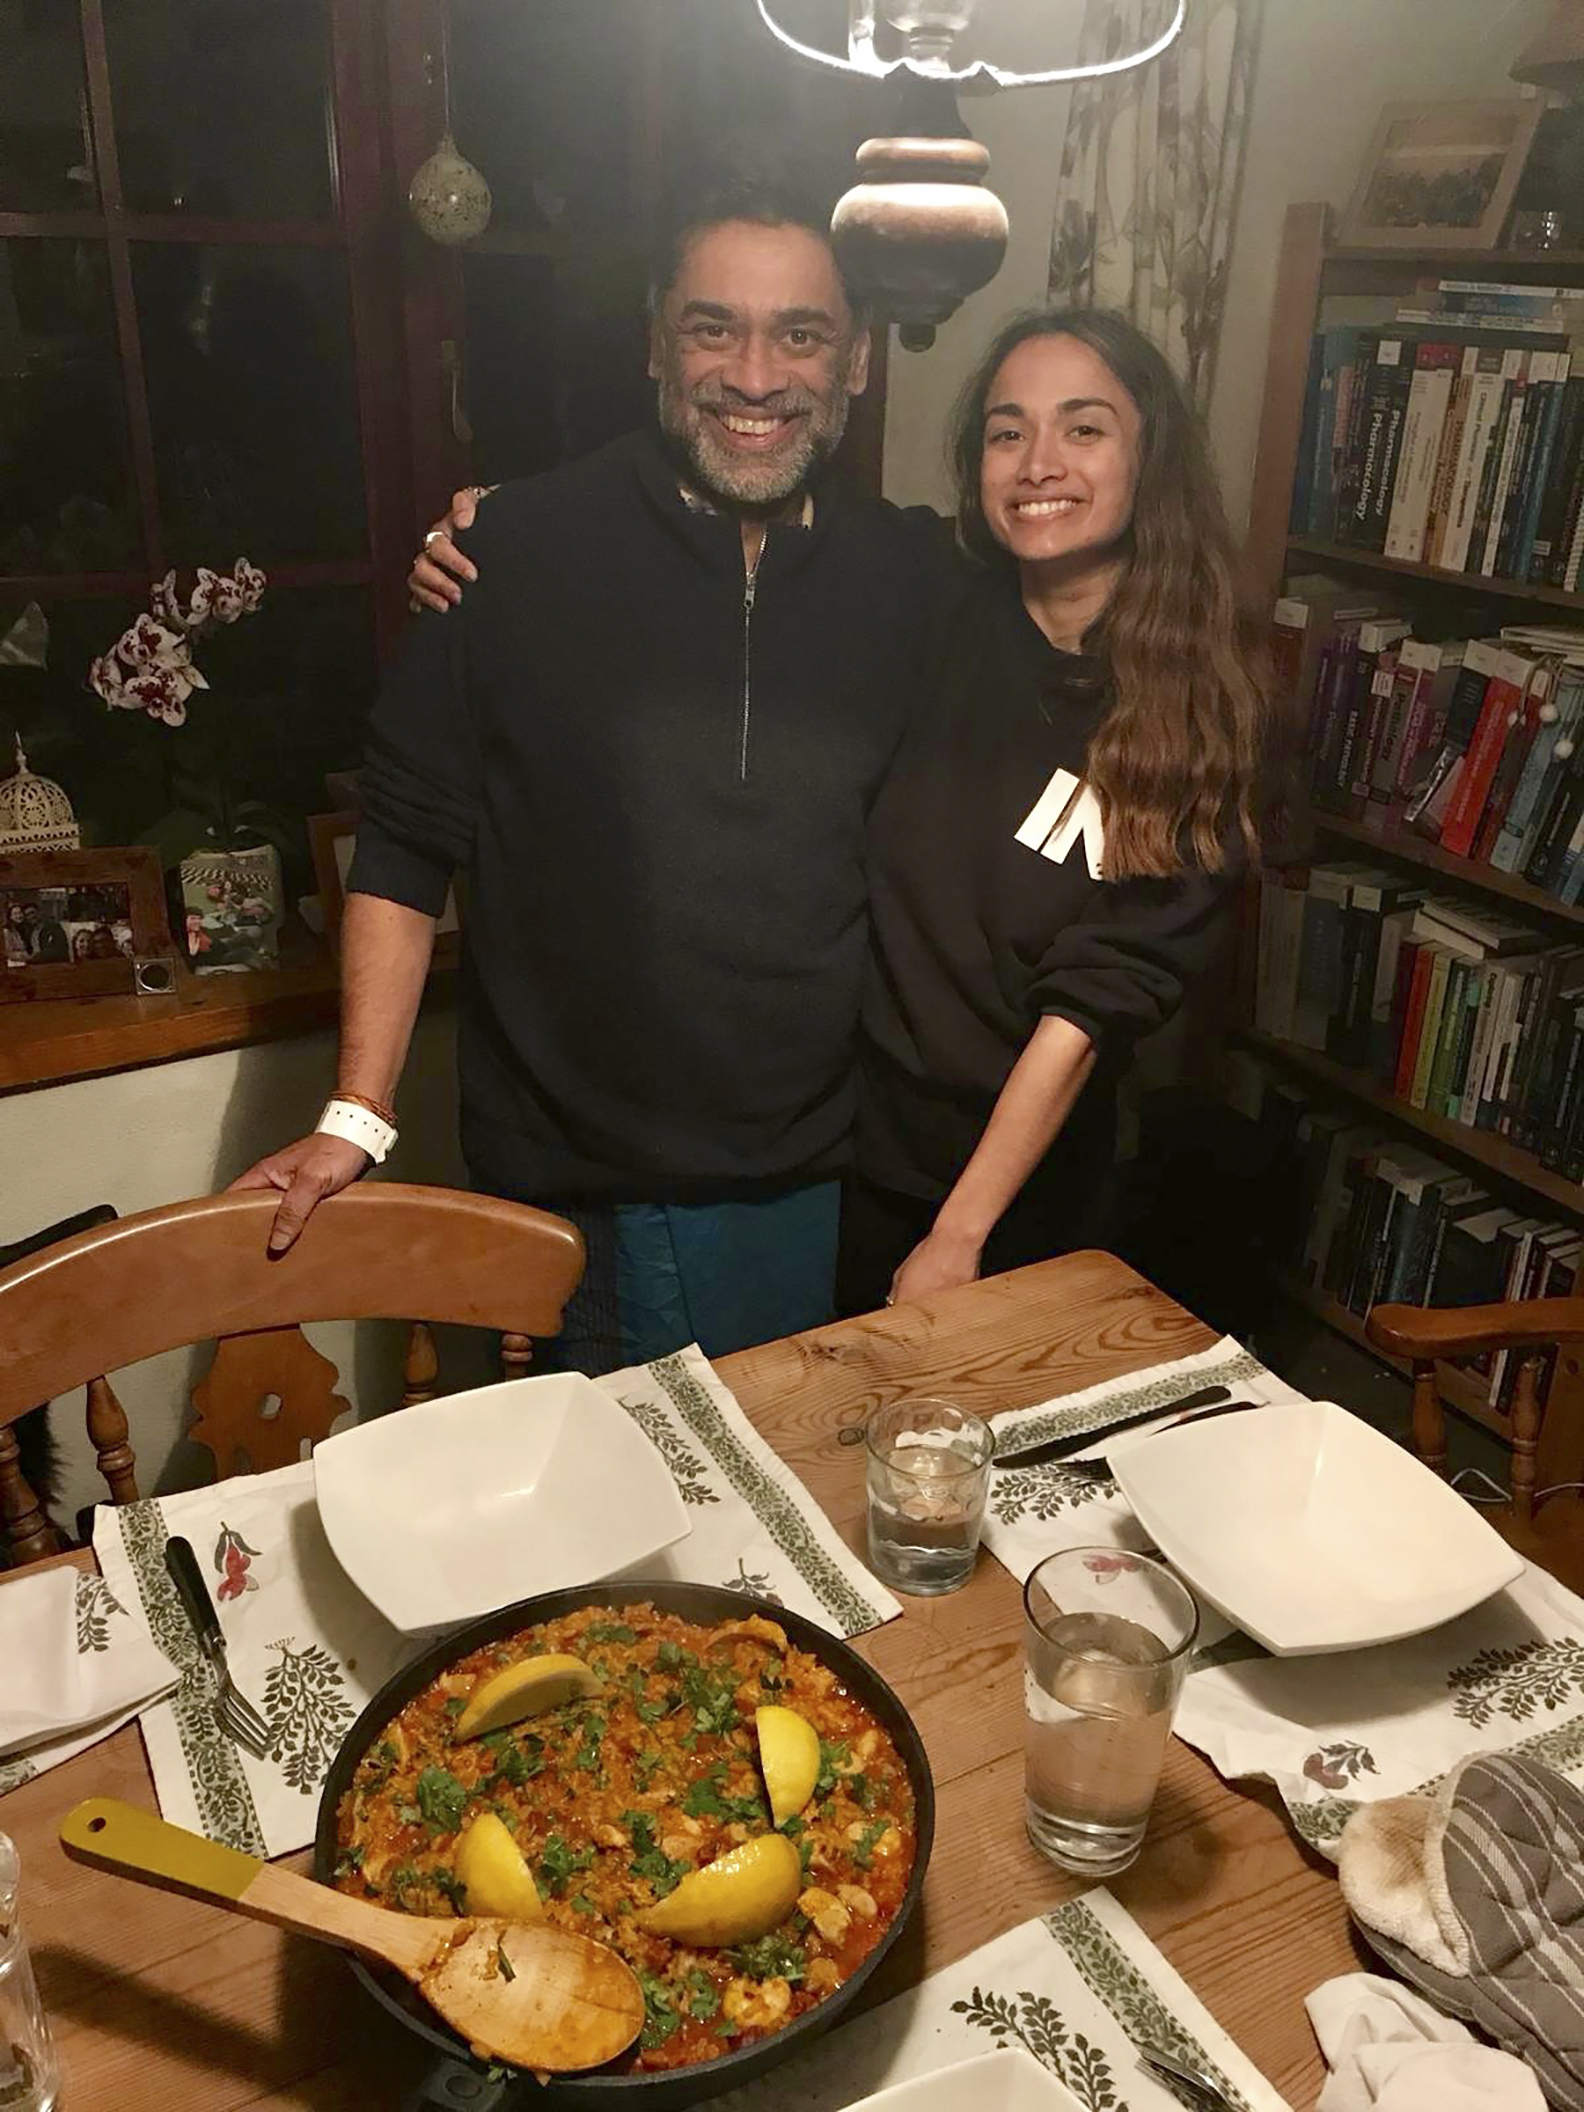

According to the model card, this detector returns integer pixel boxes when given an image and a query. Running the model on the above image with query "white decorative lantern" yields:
[0,734,80,854]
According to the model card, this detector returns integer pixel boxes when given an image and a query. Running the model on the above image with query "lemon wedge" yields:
[454,1812,544,1920]
[635,1833,801,1945]
[453,1654,604,1742]
[755,1704,821,1826]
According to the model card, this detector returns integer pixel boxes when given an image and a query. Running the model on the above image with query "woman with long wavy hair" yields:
[838,306,1272,1313]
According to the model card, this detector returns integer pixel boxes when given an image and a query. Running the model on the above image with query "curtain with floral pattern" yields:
[1047,0,1263,405]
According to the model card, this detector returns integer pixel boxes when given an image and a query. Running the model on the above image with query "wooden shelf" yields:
[0,929,455,1095]
[1324,244,1584,271]
[1287,537,1584,613]
[1279,1275,1507,1439]
[1237,1028,1584,1217]
[1306,808,1584,929]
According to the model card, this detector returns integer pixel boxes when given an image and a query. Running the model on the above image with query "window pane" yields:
[103,0,334,220]
[462,254,650,482]
[0,240,140,574]
[135,244,365,564]
[450,0,638,238]
[4,586,375,883]
[0,0,95,211]
[663,0,885,207]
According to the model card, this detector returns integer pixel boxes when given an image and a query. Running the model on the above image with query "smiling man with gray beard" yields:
[233,177,946,1375]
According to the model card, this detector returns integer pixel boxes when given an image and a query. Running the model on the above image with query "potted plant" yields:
[88,561,295,973]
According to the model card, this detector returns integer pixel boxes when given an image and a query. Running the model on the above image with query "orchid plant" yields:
[87,561,292,862]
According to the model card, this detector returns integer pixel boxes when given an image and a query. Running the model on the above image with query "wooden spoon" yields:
[59,1796,644,2072]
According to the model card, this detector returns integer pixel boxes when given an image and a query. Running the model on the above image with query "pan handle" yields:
[400,2055,518,2112]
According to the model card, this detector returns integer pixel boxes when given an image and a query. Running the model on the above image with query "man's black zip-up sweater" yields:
[348,430,939,1201]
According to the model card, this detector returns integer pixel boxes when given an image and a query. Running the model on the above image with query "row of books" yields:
[1290,279,1584,588]
[1272,577,1584,901]
[1226,1055,1581,1412]
[1254,871,1584,1179]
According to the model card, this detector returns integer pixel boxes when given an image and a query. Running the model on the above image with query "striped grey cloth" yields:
[1341,1754,1583,2110]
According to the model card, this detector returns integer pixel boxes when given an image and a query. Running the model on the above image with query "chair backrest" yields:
[1368,1295,1584,1523]
[0,1184,583,1565]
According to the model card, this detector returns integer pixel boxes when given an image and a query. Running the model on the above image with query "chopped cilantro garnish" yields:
[853,1818,891,1868]
[362,1738,399,1792]
[570,1891,596,1915]
[443,1695,467,1717]
[680,1663,740,1737]
[432,1866,467,1912]
[537,1833,594,1897]
[333,1844,364,1877]
[483,1733,543,1789]
[635,1748,664,1791]
[587,1621,637,1644]
[396,1803,422,1826]
[814,1739,850,1800]
[637,1969,683,2050]
[415,1765,469,1835]
[636,1695,669,1724]
[685,1969,722,2021]
[656,1639,697,1673]
[389,1863,424,1906]
[682,1763,767,1825]
[494,1938,516,1982]
[572,1713,606,1774]
[729,1933,807,1983]
[622,1811,690,1896]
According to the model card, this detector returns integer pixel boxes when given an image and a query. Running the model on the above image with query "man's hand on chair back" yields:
[229,1135,369,1254]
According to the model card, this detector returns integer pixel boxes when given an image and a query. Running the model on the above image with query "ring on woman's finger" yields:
[422,527,446,550]
[884,1294,895,1307]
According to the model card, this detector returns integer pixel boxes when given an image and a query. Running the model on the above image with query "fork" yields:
[164,1536,274,1760]
[1136,2039,1238,2109]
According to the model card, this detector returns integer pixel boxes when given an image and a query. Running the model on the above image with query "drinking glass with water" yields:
[1023,1548,1198,1877]
[865,1398,993,1596]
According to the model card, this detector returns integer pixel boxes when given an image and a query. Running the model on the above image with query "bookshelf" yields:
[1238,1027,1584,1215]
[1286,536,1584,614]
[1242,201,1584,1449]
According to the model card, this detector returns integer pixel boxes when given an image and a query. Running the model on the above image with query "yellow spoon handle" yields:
[60,1796,263,1904]
[57,1795,416,1964]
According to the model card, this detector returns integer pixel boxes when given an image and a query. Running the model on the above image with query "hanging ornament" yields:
[409,130,492,246]
[0,733,80,854]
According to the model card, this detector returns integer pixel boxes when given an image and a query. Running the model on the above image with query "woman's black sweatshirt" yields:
[858,567,1238,1205]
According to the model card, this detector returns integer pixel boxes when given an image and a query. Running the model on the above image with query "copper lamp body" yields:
[831,137,1008,349]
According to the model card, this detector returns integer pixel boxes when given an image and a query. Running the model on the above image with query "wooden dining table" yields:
[5,1249,1374,2111]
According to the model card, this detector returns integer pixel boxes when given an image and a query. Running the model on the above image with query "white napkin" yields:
[714,1889,1290,2112]
[1307,1973,1545,2112]
[0,1565,178,1794]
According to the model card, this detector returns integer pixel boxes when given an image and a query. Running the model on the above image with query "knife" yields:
[992,1382,1234,1470]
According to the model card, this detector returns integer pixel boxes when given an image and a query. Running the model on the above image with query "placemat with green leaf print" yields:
[1173,1560,1584,1861]
[89,1344,898,1856]
[709,1887,1290,2112]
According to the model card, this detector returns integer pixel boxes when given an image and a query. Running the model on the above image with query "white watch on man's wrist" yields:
[316,1098,397,1165]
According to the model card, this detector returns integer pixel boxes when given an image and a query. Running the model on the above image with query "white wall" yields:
[882,0,1544,527]
[0,1007,487,1531]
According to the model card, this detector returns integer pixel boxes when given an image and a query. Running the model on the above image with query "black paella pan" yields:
[313,1580,935,2112]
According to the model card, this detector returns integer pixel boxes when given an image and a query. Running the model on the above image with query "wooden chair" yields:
[1367,1297,1584,1575]
[0,1184,583,1568]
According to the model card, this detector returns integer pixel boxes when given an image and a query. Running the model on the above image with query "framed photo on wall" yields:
[0,845,173,1003]
[308,812,461,963]
[1341,99,1543,250]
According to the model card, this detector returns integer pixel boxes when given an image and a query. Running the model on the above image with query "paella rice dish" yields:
[332,1601,918,2072]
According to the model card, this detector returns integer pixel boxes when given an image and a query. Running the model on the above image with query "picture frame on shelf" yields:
[308,811,461,963]
[0,845,174,1004]
[1340,98,1544,251]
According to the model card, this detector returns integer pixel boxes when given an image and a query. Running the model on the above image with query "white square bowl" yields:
[1110,1398,1523,1656]
[313,1373,691,1635]
[841,2049,1080,2112]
